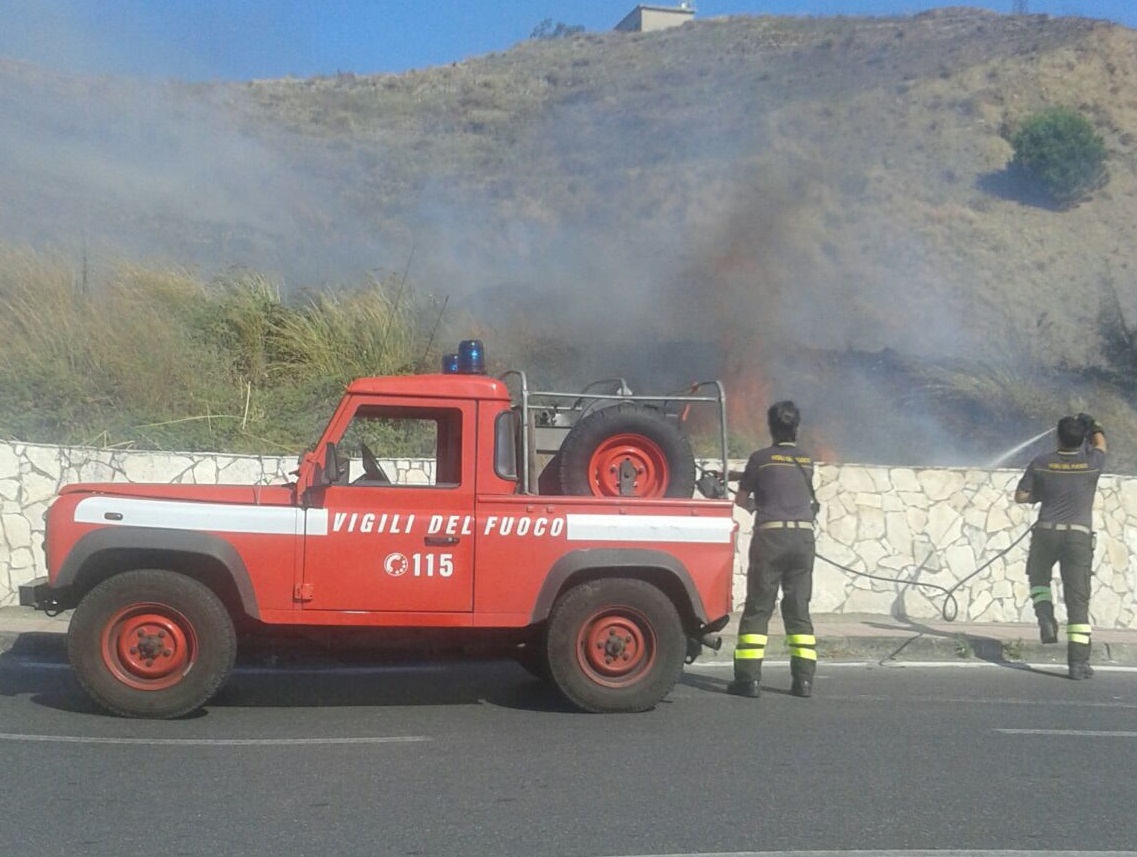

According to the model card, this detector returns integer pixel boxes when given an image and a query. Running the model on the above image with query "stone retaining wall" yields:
[3,441,1134,628]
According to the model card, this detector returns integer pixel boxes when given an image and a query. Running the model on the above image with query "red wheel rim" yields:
[575,606,657,688]
[100,603,197,691]
[587,433,669,497]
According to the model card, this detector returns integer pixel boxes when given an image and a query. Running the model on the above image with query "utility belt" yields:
[756,520,814,531]
[1034,521,1092,536]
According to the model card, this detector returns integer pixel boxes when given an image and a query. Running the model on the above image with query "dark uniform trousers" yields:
[734,527,817,683]
[1027,527,1093,665]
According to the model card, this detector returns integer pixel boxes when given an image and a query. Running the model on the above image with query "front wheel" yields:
[68,570,237,719]
[545,578,685,713]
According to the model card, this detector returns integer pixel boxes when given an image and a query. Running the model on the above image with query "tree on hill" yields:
[1010,107,1107,206]
[530,18,585,40]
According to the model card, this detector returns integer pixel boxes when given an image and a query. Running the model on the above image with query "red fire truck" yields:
[21,342,737,718]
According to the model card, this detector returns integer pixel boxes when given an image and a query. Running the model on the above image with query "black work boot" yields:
[1068,662,1095,680]
[1036,602,1059,644]
[1068,641,1093,680]
[790,655,815,698]
[727,679,761,698]
[727,666,761,698]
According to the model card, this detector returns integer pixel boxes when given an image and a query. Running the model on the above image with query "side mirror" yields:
[305,443,343,492]
[323,442,347,484]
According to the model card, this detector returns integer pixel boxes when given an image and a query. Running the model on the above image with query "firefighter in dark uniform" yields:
[728,400,818,699]
[1014,413,1107,680]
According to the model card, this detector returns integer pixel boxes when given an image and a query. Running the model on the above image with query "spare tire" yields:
[557,402,695,498]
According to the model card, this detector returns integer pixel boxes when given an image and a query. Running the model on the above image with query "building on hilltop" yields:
[614,4,695,33]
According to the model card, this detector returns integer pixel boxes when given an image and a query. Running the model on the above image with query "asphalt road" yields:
[2,649,1137,857]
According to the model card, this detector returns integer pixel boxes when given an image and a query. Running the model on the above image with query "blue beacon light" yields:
[457,339,485,374]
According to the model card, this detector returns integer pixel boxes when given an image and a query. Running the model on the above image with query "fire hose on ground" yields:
[703,464,1036,623]
[814,528,1034,622]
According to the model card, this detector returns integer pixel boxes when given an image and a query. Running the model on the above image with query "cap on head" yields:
[768,400,800,443]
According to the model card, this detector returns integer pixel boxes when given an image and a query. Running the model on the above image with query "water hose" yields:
[710,462,1035,622]
[815,526,1033,622]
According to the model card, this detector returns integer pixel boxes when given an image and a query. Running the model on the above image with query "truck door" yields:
[301,398,475,612]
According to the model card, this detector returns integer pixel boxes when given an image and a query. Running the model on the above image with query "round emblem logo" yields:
[383,552,409,577]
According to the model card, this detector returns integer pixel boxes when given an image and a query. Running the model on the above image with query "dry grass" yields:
[0,247,422,451]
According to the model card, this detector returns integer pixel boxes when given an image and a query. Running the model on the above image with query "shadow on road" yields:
[0,630,583,717]
[863,618,1067,674]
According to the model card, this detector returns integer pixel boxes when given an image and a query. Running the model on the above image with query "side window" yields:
[337,405,462,488]
[495,411,518,482]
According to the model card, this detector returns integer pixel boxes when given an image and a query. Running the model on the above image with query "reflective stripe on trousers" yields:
[1067,623,1092,646]
[786,633,817,661]
[734,632,767,662]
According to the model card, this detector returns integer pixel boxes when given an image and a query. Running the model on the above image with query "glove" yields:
[696,471,727,500]
[1077,413,1105,436]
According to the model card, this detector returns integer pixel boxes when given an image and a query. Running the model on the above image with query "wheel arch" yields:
[529,548,707,631]
[56,527,260,620]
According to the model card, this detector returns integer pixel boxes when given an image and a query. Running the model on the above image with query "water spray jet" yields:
[986,427,1052,469]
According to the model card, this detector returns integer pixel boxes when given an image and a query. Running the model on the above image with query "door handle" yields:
[425,536,460,546]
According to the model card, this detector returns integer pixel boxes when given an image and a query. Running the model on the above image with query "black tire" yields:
[536,453,564,495]
[68,570,237,719]
[545,578,685,713]
[557,403,695,498]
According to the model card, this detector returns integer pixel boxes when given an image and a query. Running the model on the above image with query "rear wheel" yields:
[557,403,695,498]
[545,578,685,713]
[69,570,237,719]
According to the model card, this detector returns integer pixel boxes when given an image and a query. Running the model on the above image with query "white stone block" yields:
[917,468,965,502]
[884,511,912,555]
[890,468,921,492]
[856,506,886,541]
[8,545,34,572]
[76,459,121,482]
[856,492,884,510]
[927,502,964,545]
[968,589,993,620]
[843,587,898,615]
[827,514,858,546]
[23,444,60,475]
[1,512,33,549]
[840,466,878,493]
[1092,588,1120,628]
[123,455,194,483]
[944,543,978,578]
[867,467,894,493]
[853,539,889,571]
[20,470,59,506]
[905,506,929,534]
[0,443,19,479]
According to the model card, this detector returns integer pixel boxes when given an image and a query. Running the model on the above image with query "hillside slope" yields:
[2,9,1136,468]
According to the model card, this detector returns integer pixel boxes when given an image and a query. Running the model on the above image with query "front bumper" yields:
[18,576,65,612]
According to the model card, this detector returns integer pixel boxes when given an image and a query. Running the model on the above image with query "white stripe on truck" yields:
[74,496,328,536]
[73,497,729,544]
[564,513,733,544]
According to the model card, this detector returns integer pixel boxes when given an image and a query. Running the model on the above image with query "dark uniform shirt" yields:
[1016,446,1105,527]
[738,442,815,525]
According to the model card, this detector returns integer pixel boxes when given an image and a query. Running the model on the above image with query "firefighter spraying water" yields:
[1014,413,1107,680]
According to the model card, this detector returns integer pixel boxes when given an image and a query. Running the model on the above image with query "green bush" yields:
[1010,108,1107,205]
[530,19,585,40]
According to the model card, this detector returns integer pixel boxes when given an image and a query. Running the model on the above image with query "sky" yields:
[1,0,1134,82]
